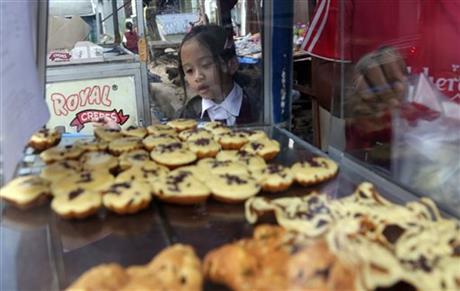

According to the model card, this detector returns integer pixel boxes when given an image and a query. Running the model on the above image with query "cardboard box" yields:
[47,16,90,51]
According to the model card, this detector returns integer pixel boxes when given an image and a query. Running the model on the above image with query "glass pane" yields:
[148,0,264,126]
[303,0,460,215]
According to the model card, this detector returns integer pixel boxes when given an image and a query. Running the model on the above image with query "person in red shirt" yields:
[302,0,460,150]
[124,21,139,54]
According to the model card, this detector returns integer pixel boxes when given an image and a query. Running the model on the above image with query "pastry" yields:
[115,160,169,185]
[204,225,306,291]
[108,136,143,156]
[178,128,214,141]
[74,139,108,152]
[166,118,198,132]
[121,125,147,138]
[186,137,221,159]
[118,149,151,170]
[205,173,261,203]
[51,170,114,196]
[40,160,81,183]
[66,264,129,291]
[40,144,84,164]
[233,129,267,141]
[51,188,102,219]
[146,124,178,136]
[241,138,280,160]
[291,157,338,186]
[142,134,180,151]
[80,151,118,172]
[251,163,294,192]
[93,126,124,142]
[153,169,210,204]
[215,131,249,150]
[150,142,197,169]
[0,176,51,209]
[216,150,267,172]
[202,121,231,135]
[102,180,152,214]
[28,128,61,151]
[197,158,250,176]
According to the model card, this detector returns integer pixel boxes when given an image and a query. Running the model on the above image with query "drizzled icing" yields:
[245,182,460,291]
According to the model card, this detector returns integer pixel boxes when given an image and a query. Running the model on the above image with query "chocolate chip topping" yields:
[453,245,460,256]
[65,145,73,149]
[251,142,264,151]
[382,224,406,244]
[107,128,120,132]
[314,267,331,279]
[159,142,182,153]
[402,256,432,272]
[69,188,85,200]
[267,164,283,174]
[78,172,93,183]
[132,153,148,160]
[166,171,190,192]
[109,182,131,194]
[237,151,251,158]
[127,125,137,130]
[222,174,247,185]
[302,158,322,168]
[194,138,210,146]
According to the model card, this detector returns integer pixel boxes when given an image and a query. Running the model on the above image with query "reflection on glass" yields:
[148,0,263,125]
[302,0,460,215]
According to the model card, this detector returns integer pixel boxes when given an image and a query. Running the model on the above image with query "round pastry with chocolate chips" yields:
[216,150,267,172]
[40,160,82,183]
[122,125,147,138]
[150,142,197,169]
[102,180,152,214]
[116,161,169,185]
[142,134,180,151]
[205,174,261,203]
[291,157,338,186]
[28,128,61,151]
[51,170,114,196]
[93,126,124,142]
[241,138,280,161]
[153,169,210,204]
[80,151,118,172]
[178,128,214,141]
[40,144,84,164]
[186,137,221,159]
[146,124,178,136]
[197,158,249,176]
[232,129,267,141]
[0,176,51,209]
[51,188,102,219]
[74,139,108,152]
[118,149,151,170]
[214,131,249,150]
[166,118,198,132]
[251,164,294,192]
[202,121,231,135]
[108,136,144,156]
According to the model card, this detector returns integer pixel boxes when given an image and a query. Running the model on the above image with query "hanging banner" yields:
[46,76,138,133]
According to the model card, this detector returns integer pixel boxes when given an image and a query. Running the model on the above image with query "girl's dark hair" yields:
[126,21,133,31]
[178,24,237,99]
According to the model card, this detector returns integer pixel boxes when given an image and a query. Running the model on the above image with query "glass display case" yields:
[1,1,459,290]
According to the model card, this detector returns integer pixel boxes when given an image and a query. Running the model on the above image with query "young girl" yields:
[177,24,260,125]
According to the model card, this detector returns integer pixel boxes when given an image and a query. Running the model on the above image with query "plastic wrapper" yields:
[392,73,460,216]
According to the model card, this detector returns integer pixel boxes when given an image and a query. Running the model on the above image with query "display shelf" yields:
[0,126,439,290]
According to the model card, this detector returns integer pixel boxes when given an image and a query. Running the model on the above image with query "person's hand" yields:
[347,47,408,118]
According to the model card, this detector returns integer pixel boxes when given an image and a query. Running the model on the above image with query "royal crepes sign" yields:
[46,77,138,133]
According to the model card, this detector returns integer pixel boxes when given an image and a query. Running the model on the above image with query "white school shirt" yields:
[201,82,243,126]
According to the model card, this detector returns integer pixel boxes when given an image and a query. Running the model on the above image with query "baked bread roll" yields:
[0,176,51,209]
[291,157,338,186]
[28,128,61,151]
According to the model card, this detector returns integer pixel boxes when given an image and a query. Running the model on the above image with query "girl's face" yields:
[181,39,233,103]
